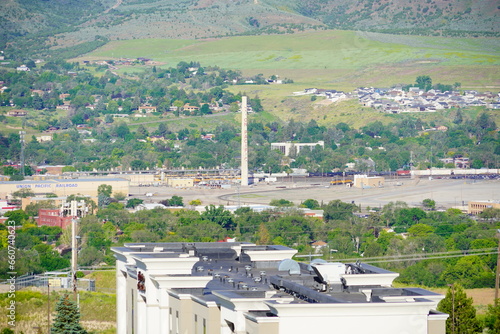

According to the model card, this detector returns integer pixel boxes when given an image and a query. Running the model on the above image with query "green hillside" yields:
[1,0,499,60]
[80,30,500,91]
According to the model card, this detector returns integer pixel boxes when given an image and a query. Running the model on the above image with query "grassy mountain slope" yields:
[83,30,500,86]
[296,0,500,35]
[1,0,499,59]
[78,29,499,127]
[0,0,112,40]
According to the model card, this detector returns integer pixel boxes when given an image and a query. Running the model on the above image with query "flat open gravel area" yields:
[130,177,499,210]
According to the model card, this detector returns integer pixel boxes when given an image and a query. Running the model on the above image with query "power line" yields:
[331,248,498,262]
[330,248,498,264]
[354,251,498,264]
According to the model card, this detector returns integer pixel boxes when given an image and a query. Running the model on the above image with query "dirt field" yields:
[429,288,495,314]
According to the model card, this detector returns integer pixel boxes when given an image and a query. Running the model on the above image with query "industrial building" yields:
[271,141,325,156]
[112,242,447,334]
[353,174,385,188]
[468,200,500,215]
[0,177,130,199]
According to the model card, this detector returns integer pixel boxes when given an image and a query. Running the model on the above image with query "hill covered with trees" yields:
[0,60,498,174]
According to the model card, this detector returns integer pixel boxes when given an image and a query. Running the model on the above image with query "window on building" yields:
[176,311,179,334]
[169,308,172,334]
[131,289,134,334]
[203,318,206,334]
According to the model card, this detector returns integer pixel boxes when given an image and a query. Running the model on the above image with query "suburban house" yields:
[183,103,200,113]
[138,105,157,113]
[7,110,28,117]
[16,65,30,71]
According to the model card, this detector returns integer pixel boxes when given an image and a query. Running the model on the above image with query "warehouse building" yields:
[353,174,385,188]
[468,200,500,215]
[112,242,447,334]
[0,178,130,199]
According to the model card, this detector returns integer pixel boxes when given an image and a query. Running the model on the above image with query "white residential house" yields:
[16,65,30,71]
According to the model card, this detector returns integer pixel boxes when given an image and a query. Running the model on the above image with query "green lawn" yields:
[0,289,116,334]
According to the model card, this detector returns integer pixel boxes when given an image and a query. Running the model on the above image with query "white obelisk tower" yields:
[241,96,249,186]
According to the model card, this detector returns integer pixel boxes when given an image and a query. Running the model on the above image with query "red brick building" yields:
[37,209,71,229]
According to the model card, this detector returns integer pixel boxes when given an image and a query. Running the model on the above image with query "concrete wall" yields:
[167,178,194,188]
[124,174,156,186]
[468,200,500,215]
[353,175,384,188]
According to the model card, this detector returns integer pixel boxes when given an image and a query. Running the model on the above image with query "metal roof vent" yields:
[307,258,328,271]
[278,259,301,275]
[311,262,345,284]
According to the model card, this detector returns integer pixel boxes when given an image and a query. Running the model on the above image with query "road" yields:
[104,0,123,14]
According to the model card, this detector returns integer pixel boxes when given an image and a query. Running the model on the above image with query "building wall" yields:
[37,209,72,229]
[428,315,447,334]
[353,175,385,188]
[270,141,324,156]
[113,243,445,334]
[0,178,130,199]
[244,317,279,334]
[167,178,194,188]
[21,197,66,210]
[468,200,500,215]
[191,300,220,334]
[124,174,156,186]
[268,303,434,334]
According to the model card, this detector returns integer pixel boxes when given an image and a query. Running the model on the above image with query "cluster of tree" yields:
[2,106,498,176]
[0,221,69,276]
[2,195,498,292]
[402,75,461,92]
[438,284,500,333]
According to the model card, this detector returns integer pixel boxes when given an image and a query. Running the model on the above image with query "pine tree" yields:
[51,294,87,334]
[485,300,500,334]
[437,284,482,334]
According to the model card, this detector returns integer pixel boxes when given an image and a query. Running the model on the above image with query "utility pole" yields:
[19,131,26,176]
[495,229,500,306]
[450,283,456,334]
[47,281,51,334]
[71,200,78,302]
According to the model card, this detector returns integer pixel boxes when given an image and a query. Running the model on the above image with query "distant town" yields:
[294,86,500,113]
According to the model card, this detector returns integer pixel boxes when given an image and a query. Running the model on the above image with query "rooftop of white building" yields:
[113,242,443,307]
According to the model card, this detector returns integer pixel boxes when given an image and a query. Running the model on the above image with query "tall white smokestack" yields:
[241,96,249,186]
